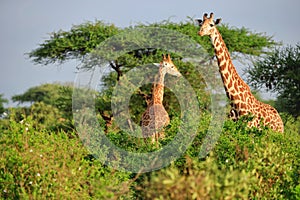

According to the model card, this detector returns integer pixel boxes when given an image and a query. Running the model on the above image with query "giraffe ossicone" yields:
[141,54,181,145]
[197,12,284,133]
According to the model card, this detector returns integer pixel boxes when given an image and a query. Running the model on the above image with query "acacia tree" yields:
[28,21,119,65]
[247,44,300,117]
[27,19,278,126]
[28,19,277,66]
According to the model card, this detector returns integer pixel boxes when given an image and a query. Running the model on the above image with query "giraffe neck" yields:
[150,67,165,105]
[210,29,251,104]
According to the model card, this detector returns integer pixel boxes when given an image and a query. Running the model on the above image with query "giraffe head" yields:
[196,13,221,37]
[155,54,181,77]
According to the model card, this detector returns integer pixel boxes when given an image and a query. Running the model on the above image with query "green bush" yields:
[0,116,133,199]
[136,115,300,199]
[136,156,253,200]
[1,107,299,199]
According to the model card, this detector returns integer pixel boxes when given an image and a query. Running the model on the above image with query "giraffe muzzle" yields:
[198,31,204,36]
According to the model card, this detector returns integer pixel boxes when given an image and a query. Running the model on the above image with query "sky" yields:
[0,0,299,106]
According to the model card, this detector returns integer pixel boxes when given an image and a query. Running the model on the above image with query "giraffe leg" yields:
[228,108,238,121]
[151,134,155,144]
[155,132,158,148]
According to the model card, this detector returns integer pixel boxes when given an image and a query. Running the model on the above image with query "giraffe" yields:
[196,12,284,133]
[141,54,181,145]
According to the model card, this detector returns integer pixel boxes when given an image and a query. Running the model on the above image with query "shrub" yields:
[136,116,300,199]
[0,116,133,199]
[136,156,253,200]
[0,107,299,199]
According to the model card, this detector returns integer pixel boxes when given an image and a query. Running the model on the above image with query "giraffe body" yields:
[141,54,181,144]
[197,13,284,132]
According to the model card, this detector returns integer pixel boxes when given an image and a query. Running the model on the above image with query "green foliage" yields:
[28,21,119,65]
[0,94,8,115]
[217,117,299,199]
[12,83,63,105]
[93,51,209,134]
[28,19,277,67]
[11,83,74,131]
[1,106,299,199]
[26,19,279,134]
[136,156,252,200]
[0,115,133,199]
[4,16,297,199]
[28,102,65,131]
[136,116,300,199]
[247,44,300,117]
[217,24,277,56]
[149,19,277,56]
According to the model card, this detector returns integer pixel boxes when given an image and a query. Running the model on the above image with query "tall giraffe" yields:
[197,13,284,133]
[141,54,181,145]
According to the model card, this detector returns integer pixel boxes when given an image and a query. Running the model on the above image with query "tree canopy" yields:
[28,19,277,67]
[11,83,74,131]
[247,44,300,117]
[28,21,119,65]
[26,18,280,127]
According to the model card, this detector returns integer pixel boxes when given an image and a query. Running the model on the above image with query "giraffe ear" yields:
[195,19,203,26]
[215,18,222,25]
[167,54,171,61]
[153,63,160,67]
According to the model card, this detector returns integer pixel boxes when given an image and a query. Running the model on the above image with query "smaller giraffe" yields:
[196,13,284,133]
[141,54,181,145]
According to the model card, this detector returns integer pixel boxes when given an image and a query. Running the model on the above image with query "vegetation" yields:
[27,21,119,65]
[136,117,300,199]
[11,83,74,132]
[0,94,8,115]
[0,114,133,199]
[247,44,300,117]
[28,19,277,66]
[26,19,279,130]
[1,105,299,199]
[1,19,299,199]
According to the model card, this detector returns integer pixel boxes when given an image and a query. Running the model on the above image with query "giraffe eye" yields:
[210,24,214,27]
